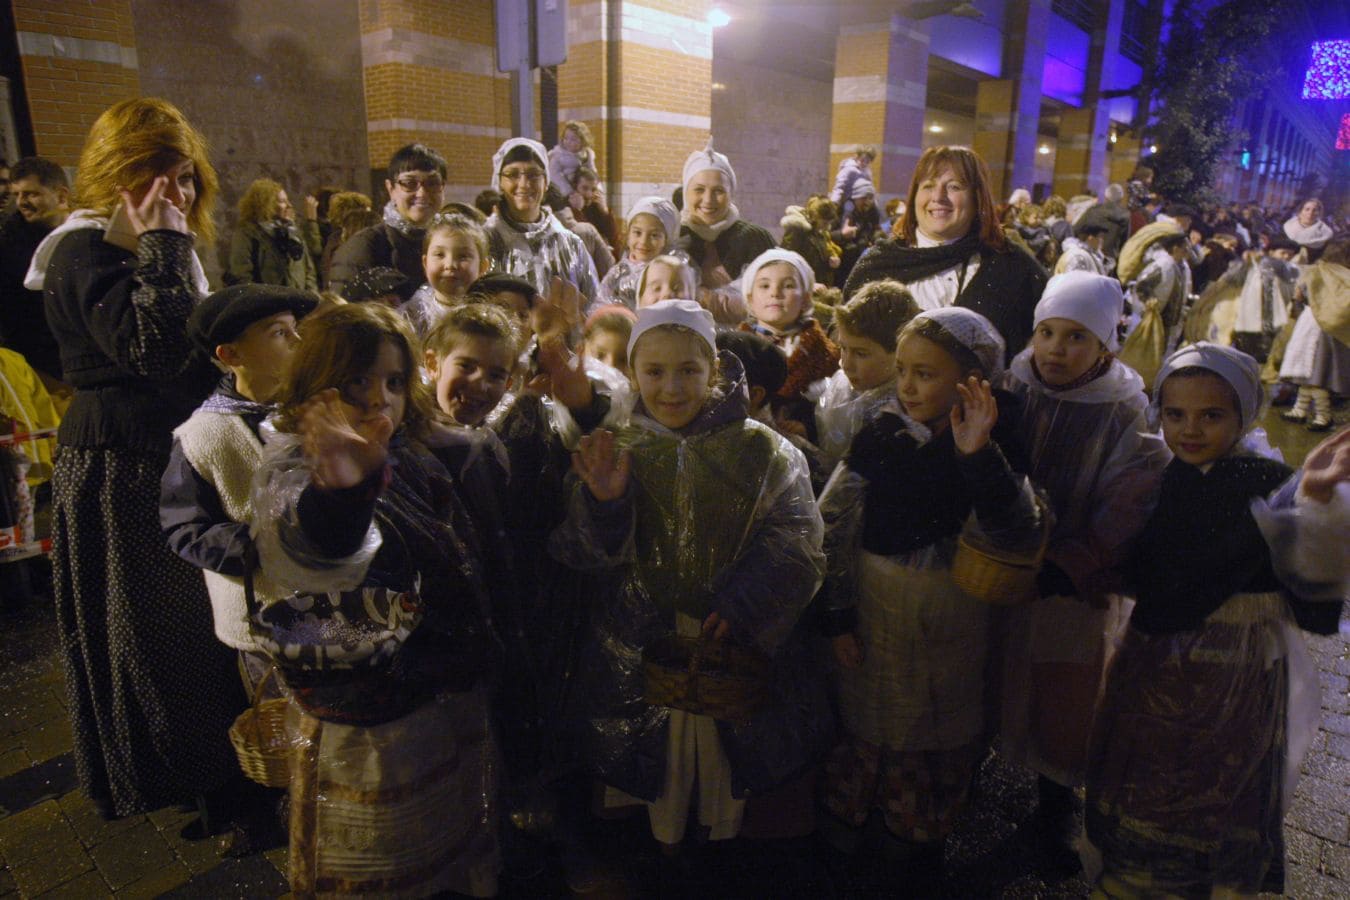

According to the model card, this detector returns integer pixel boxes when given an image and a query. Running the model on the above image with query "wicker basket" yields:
[642,633,771,722]
[228,667,291,788]
[951,509,1051,606]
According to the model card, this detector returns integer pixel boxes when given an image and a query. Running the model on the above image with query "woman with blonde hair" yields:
[318,189,372,284]
[226,177,318,290]
[843,145,1048,359]
[24,97,243,830]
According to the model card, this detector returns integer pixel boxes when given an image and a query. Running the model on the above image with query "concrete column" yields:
[1052,0,1125,198]
[1108,131,1140,186]
[10,0,141,166]
[828,12,929,198]
[975,0,1050,201]
[557,0,712,217]
[358,0,513,196]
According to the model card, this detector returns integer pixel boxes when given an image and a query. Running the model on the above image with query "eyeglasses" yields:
[500,169,546,185]
[393,175,444,193]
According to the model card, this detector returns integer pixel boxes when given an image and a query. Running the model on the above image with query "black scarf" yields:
[849,232,982,284]
[1127,455,1291,634]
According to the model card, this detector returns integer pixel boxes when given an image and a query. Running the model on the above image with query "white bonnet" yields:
[626,196,680,244]
[1153,342,1266,431]
[740,248,815,304]
[682,138,737,195]
[492,137,550,187]
[908,307,1007,382]
[1035,271,1124,351]
[627,299,717,362]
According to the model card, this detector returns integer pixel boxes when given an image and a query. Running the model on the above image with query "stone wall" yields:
[131,0,369,286]
[710,56,832,238]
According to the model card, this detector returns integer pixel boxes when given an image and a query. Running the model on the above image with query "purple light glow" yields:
[1304,40,1350,100]
[1338,113,1350,151]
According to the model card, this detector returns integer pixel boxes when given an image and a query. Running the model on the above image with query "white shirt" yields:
[905,230,982,311]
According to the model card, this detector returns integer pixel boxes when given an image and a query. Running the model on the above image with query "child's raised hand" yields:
[1301,426,1350,504]
[951,375,998,455]
[538,335,594,411]
[832,633,864,669]
[572,428,630,502]
[701,611,732,642]
[299,388,391,489]
[531,276,582,343]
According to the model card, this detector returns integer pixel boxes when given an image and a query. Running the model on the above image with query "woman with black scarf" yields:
[843,146,1048,360]
[225,177,318,291]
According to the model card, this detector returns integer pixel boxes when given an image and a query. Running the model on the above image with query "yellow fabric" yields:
[1118,301,1168,392]
[0,348,60,486]
[1117,221,1183,285]
[1184,278,1241,346]
[1302,259,1350,347]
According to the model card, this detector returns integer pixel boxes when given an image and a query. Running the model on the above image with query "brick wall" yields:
[10,0,140,167]
[556,0,712,218]
[359,0,515,198]
[131,0,369,287]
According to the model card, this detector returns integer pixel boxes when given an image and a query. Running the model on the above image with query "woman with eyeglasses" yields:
[328,143,447,302]
[484,137,600,304]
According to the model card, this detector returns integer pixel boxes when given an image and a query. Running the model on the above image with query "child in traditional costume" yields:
[551,300,831,853]
[817,307,1045,886]
[1086,343,1348,898]
[997,272,1171,862]
[740,248,841,442]
[250,302,499,897]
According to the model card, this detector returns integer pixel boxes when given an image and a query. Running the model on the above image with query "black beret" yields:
[467,272,539,302]
[343,266,412,303]
[189,283,317,352]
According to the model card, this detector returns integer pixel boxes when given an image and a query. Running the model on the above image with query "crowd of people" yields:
[0,99,1348,899]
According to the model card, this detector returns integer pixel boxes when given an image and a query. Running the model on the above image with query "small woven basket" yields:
[642,633,771,722]
[229,667,291,789]
[951,509,1051,606]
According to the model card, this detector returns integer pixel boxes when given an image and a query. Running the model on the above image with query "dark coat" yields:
[677,219,777,281]
[0,211,62,377]
[327,222,424,300]
[844,238,1048,361]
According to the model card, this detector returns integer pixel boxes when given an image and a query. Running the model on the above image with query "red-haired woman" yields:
[25,98,241,826]
[843,146,1048,359]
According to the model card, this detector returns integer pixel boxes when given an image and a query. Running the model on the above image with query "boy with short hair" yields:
[157,282,315,854]
[816,279,920,464]
[160,283,315,680]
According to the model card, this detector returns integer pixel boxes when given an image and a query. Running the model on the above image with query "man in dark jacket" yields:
[327,143,446,302]
[0,156,71,382]
[1075,184,1131,268]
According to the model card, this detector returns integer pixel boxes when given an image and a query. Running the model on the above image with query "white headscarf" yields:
[911,306,1007,382]
[682,138,737,195]
[1035,271,1124,351]
[628,299,717,360]
[492,137,550,188]
[626,196,680,246]
[740,248,815,304]
[1153,341,1265,431]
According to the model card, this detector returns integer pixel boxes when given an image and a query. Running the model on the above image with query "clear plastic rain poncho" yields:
[247,427,500,898]
[547,352,833,801]
[813,368,897,466]
[997,349,1171,785]
[1083,344,1342,897]
[486,207,601,305]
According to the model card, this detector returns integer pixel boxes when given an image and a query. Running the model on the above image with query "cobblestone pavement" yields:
[1,411,1345,899]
